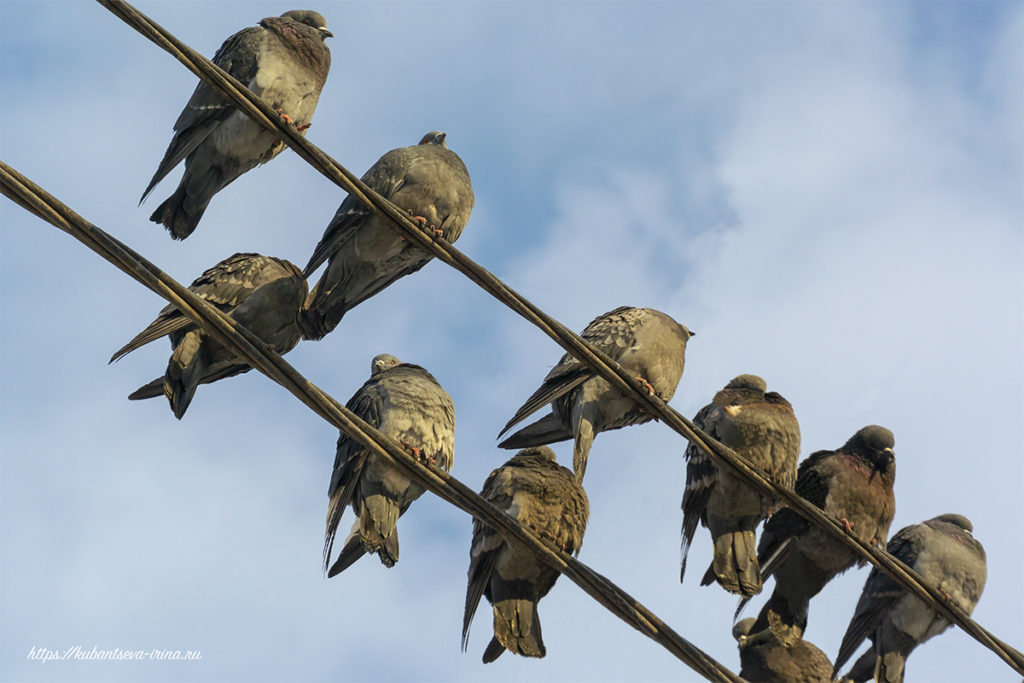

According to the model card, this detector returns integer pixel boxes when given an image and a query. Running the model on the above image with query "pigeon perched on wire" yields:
[462,446,589,663]
[738,425,897,646]
[498,306,693,482]
[300,131,474,340]
[323,354,455,576]
[834,513,986,683]
[680,374,800,597]
[110,253,306,419]
[733,617,833,683]
[141,10,332,239]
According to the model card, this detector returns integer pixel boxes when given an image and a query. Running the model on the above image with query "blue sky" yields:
[2,1,1022,681]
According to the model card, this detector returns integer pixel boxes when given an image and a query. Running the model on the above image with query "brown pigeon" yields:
[733,617,833,683]
[680,374,800,597]
[323,354,455,575]
[462,446,589,663]
[498,306,693,482]
[740,425,897,646]
[835,513,986,683]
[300,131,475,340]
[142,10,332,239]
[111,253,306,419]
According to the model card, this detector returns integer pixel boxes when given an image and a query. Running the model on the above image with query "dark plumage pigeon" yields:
[835,513,987,683]
[462,446,589,663]
[680,374,800,597]
[733,617,833,683]
[141,10,332,239]
[300,131,474,340]
[323,354,455,576]
[740,425,897,646]
[498,306,693,481]
[111,253,306,419]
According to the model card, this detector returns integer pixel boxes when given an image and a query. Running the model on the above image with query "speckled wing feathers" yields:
[115,254,306,418]
[462,447,589,663]
[498,306,691,481]
[323,361,455,576]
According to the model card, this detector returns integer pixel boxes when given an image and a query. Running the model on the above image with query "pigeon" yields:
[834,513,987,683]
[680,374,800,597]
[300,131,475,340]
[498,306,693,482]
[323,354,455,575]
[141,10,333,240]
[111,253,307,419]
[740,425,897,646]
[461,446,589,663]
[733,617,833,683]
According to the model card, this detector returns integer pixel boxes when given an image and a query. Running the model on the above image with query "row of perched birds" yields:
[108,9,988,681]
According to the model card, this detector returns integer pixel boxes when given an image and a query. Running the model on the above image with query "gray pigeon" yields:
[498,306,693,482]
[680,374,800,597]
[323,354,455,575]
[141,10,332,240]
[462,446,589,663]
[111,253,307,419]
[740,425,897,646]
[835,514,987,683]
[300,131,475,340]
[733,617,833,683]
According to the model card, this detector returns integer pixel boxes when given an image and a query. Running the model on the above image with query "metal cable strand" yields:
[0,160,742,683]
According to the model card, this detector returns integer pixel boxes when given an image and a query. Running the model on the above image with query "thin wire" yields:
[0,160,742,683]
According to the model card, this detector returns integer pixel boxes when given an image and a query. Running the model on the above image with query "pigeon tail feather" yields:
[150,182,206,241]
[876,651,907,683]
[327,534,367,577]
[571,410,596,483]
[164,330,207,419]
[839,649,876,683]
[709,530,763,597]
[497,413,572,450]
[298,283,345,341]
[491,598,545,660]
[128,377,164,401]
[360,494,400,567]
[481,637,505,664]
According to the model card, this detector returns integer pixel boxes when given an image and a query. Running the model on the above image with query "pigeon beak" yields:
[873,447,895,473]
[319,27,333,38]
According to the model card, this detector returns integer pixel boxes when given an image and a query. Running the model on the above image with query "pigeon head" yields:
[418,131,448,147]
[732,618,756,643]
[845,425,895,470]
[725,374,767,392]
[933,513,974,532]
[371,354,402,375]
[516,446,558,462]
[281,10,333,38]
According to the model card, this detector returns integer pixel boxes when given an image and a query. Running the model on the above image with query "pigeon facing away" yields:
[462,446,589,663]
[141,10,332,240]
[835,514,986,683]
[300,131,475,340]
[733,617,833,683]
[741,425,897,646]
[498,306,693,481]
[680,374,800,597]
[323,354,455,576]
[111,253,306,419]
